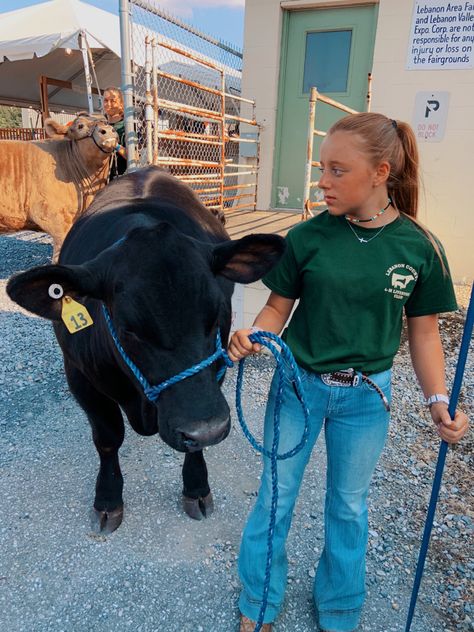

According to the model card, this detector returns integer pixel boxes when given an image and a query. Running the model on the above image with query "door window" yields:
[303,30,352,93]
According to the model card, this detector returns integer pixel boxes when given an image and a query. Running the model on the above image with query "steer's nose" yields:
[178,417,230,452]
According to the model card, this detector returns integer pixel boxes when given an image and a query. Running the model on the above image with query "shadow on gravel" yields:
[0,232,53,277]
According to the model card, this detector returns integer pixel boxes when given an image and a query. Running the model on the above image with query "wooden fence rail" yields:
[0,128,46,141]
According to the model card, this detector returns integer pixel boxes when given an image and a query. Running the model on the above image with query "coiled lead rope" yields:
[235,331,310,631]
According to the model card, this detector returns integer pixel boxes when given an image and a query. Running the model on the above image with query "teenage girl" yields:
[228,112,469,632]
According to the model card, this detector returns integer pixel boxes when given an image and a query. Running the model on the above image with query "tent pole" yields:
[119,0,138,171]
[79,31,94,114]
[39,75,50,125]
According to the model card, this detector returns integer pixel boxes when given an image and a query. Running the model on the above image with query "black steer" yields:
[7,166,285,533]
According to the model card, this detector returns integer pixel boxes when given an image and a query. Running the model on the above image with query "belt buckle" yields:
[320,368,359,387]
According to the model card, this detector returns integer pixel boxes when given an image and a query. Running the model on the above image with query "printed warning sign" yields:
[407,1,474,69]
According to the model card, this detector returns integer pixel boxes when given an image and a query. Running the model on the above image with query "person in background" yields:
[103,86,127,179]
[228,112,469,632]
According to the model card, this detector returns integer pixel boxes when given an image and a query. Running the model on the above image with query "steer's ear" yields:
[44,118,70,139]
[6,264,101,321]
[211,234,286,284]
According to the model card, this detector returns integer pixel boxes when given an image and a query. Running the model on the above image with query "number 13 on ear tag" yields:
[61,296,93,333]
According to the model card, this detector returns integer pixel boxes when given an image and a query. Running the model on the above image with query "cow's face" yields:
[7,225,285,452]
[45,114,117,152]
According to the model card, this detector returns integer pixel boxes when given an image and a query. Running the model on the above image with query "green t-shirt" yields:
[263,212,457,374]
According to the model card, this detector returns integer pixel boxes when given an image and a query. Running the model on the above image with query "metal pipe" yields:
[226,136,258,144]
[157,69,221,96]
[315,92,357,114]
[366,72,373,112]
[224,93,255,105]
[224,170,257,177]
[156,132,223,146]
[119,0,138,170]
[225,163,258,169]
[303,87,317,220]
[219,69,226,210]
[144,36,153,165]
[223,182,256,191]
[155,157,221,167]
[224,113,258,125]
[157,98,223,122]
[157,40,221,71]
[79,31,94,114]
[151,38,159,165]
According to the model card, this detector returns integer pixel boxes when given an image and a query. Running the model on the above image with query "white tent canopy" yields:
[0,0,121,112]
[0,0,241,115]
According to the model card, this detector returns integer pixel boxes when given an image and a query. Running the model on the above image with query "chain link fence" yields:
[125,0,259,213]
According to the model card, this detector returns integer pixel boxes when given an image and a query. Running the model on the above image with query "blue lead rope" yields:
[236,331,310,632]
[405,282,474,632]
[102,304,308,631]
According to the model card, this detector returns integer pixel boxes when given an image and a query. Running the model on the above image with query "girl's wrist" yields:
[425,393,450,407]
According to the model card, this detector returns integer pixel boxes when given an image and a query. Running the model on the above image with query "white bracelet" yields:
[249,326,262,333]
[425,394,450,407]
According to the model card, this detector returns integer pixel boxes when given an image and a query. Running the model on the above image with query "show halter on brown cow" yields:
[0,113,118,259]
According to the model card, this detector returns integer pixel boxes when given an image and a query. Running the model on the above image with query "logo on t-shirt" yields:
[385,264,418,300]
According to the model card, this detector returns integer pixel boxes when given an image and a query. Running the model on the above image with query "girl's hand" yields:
[228,328,262,362]
[430,404,469,443]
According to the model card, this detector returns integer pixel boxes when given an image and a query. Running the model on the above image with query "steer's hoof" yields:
[182,492,214,520]
[91,505,124,534]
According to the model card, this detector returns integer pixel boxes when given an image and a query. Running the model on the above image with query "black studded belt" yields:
[319,368,390,411]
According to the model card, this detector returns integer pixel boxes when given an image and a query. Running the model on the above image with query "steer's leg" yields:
[65,365,125,533]
[182,451,214,520]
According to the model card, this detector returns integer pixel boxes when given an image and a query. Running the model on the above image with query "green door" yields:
[273,5,378,210]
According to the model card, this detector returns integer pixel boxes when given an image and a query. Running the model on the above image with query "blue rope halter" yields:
[102,305,233,400]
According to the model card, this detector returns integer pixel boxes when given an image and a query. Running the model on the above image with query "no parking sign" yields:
[412,91,450,142]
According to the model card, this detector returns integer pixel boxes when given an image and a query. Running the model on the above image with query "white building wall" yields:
[370,0,474,283]
[243,0,473,282]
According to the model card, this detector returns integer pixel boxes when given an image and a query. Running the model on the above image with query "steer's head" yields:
[7,225,285,452]
[45,113,118,153]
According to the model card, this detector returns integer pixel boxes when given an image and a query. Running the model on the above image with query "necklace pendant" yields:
[359,237,367,243]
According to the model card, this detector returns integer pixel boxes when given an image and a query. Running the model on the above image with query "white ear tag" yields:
[61,296,93,334]
[48,283,64,299]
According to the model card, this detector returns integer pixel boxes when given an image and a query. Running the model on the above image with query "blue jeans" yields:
[238,364,391,631]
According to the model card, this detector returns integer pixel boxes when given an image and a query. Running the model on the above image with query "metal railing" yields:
[141,37,259,212]
[119,0,259,213]
[302,74,372,220]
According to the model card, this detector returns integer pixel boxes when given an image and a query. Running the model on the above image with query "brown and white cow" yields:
[0,113,118,258]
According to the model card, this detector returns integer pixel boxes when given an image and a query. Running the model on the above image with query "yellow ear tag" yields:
[61,296,93,334]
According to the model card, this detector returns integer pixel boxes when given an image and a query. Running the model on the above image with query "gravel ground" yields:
[0,231,472,632]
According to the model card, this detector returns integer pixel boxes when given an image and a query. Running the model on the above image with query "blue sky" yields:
[0,0,245,50]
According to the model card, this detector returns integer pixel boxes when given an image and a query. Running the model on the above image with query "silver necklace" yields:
[346,219,386,244]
